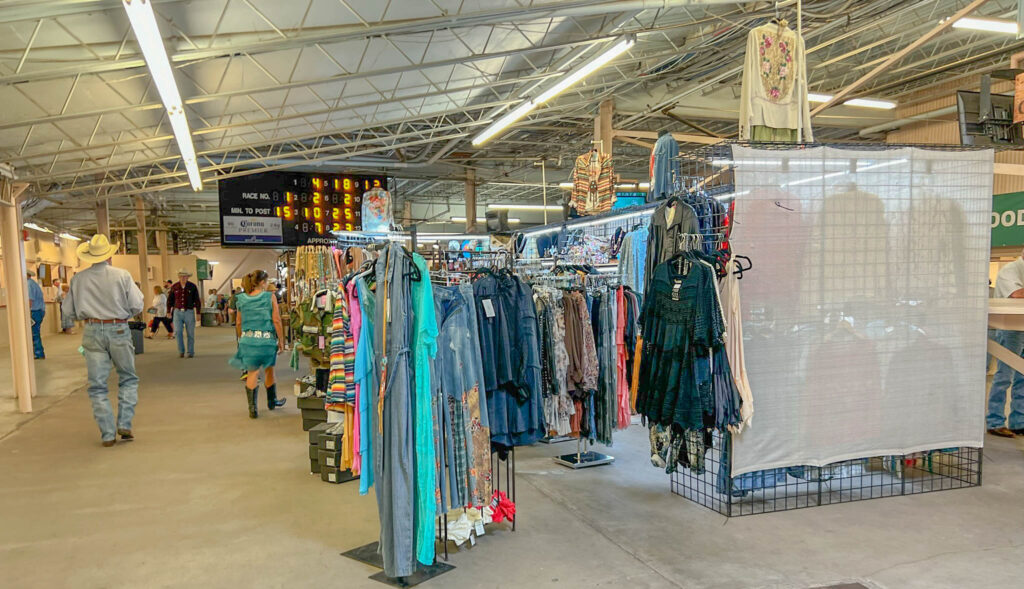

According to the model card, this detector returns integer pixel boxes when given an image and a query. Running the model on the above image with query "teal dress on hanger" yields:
[229,291,278,371]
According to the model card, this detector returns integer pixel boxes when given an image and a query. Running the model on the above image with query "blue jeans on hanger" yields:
[988,329,1024,430]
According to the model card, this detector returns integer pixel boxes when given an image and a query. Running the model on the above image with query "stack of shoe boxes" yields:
[307,422,330,474]
[298,395,327,431]
[317,428,356,483]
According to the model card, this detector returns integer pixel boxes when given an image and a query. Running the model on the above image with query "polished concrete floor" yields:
[2,328,1024,589]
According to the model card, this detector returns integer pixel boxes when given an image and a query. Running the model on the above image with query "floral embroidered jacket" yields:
[738,23,813,141]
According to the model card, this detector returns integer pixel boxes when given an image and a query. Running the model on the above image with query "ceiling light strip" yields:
[122,0,202,191]
[472,35,636,146]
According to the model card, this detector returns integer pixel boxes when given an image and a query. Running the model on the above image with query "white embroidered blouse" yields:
[738,23,813,141]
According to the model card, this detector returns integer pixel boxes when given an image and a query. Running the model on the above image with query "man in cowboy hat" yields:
[167,267,201,358]
[26,269,46,359]
[61,234,144,447]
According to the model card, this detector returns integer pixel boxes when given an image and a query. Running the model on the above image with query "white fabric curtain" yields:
[729,145,991,476]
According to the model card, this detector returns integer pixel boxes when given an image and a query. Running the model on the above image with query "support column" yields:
[134,196,150,308]
[157,229,170,286]
[402,199,413,227]
[94,200,109,237]
[465,169,477,233]
[1,178,36,412]
[597,99,614,155]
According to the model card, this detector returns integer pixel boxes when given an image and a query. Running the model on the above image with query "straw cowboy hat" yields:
[177,267,192,277]
[76,234,119,263]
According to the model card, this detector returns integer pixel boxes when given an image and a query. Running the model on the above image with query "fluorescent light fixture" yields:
[122,0,202,191]
[24,222,52,233]
[487,204,562,211]
[615,182,650,190]
[844,97,897,109]
[58,232,81,241]
[452,217,520,223]
[208,261,220,265]
[558,182,573,190]
[857,158,908,172]
[807,92,834,103]
[471,35,635,146]
[952,16,1018,34]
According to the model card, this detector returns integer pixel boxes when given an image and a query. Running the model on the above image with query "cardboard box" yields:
[309,444,319,460]
[318,448,344,468]
[318,432,344,452]
[308,422,331,444]
[297,396,325,410]
[320,466,358,484]
[301,408,328,421]
[309,459,321,474]
[302,417,326,432]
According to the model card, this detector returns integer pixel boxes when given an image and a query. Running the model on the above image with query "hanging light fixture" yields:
[472,35,636,146]
[122,0,202,191]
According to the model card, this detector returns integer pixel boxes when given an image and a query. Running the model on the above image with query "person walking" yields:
[145,285,174,339]
[988,249,1024,437]
[61,234,144,447]
[167,268,200,358]
[230,270,286,418]
[27,269,46,359]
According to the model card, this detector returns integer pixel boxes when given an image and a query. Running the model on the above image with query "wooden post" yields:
[157,229,171,285]
[134,196,150,310]
[1,178,36,412]
[94,200,110,237]
[465,169,477,233]
[598,99,614,155]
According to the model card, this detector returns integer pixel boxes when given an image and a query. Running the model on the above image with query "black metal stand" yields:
[341,542,454,588]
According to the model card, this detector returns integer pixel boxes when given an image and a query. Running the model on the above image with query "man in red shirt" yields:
[167,268,201,358]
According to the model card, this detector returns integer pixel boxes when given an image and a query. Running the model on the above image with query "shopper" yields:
[163,279,173,294]
[61,234,144,447]
[988,250,1024,437]
[230,270,286,418]
[26,270,46,359]
[167,268,201,358]
[217,293,229,324]
[227,287,240,325]
[146,285,174,339]
[57,281,75,333]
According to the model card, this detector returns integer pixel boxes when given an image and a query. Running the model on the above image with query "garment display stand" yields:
[662,140,987,517]
[340,542,454,588]
[554,437,614,469]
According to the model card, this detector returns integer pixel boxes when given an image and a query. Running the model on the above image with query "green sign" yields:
[196,259,212,280]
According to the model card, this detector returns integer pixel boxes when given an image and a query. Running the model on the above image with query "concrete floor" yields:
[2,328,1024,589]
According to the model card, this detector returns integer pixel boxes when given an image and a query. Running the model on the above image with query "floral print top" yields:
[738,23,813,141]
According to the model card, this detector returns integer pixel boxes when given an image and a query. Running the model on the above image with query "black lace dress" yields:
[636,259,725,430]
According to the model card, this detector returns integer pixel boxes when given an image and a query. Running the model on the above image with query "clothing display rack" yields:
[661,141,987,516]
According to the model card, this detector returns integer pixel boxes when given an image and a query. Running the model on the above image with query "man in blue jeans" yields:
[166,268,201,358]
[26,269,45,359]
[989,250,1024,437]
[61,234,145,447]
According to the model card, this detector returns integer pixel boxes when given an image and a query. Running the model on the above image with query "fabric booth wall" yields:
[729,145,992,476]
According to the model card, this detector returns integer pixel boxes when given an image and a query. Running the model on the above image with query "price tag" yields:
[468,533,476,546]
[474,520,485,536]
[318,335,325,349]
[482,298,496,318]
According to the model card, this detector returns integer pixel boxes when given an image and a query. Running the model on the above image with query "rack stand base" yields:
[554,450,615,469]
[341,542,454,587]
[539,435,575,444]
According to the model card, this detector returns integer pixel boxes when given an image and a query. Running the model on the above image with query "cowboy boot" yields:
[267,383,286,410]
[245,387,259,419]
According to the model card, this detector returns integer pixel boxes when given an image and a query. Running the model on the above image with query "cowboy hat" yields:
[177,268,192,277]
[76,234,119,263]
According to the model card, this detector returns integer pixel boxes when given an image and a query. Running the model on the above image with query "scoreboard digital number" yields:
[218,171,387,247]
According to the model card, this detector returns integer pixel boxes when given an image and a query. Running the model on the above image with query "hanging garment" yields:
[618,225,649,296]
[636,259,724,431]
[473,273,546,449]
[720,257,753,433]
[372,244,418,578]
[346,280,363,474]
[534,287,574,437]
[615,287,631,430]
[361,186,394,232]
[644,199,700,294]
[570,151,615,215]
[738,22,813,141]
[647,133,681,202]
[750,125,798,142]
[433,285,493,508]
[409,253,438,566]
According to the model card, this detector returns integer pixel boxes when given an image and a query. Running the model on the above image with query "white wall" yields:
[190,246,282,294]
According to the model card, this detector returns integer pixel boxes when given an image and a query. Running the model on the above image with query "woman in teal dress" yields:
[230,270,286,418]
